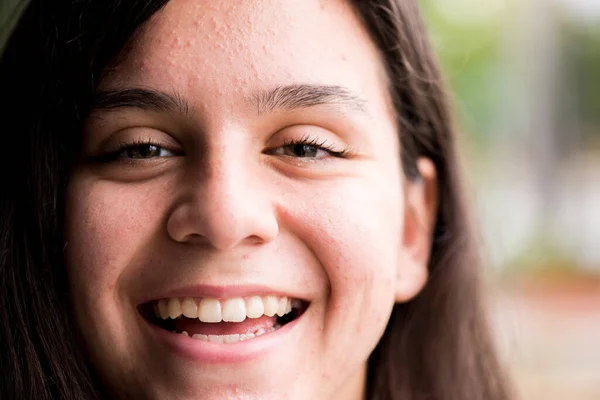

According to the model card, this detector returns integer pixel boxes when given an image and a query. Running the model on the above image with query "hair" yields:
[0,1,512,399]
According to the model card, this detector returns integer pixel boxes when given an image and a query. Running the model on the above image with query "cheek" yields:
[64,176,168,317]
[283,173,404,361]
[320,185,401,305]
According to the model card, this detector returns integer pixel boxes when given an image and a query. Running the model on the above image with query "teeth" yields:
[208,334,224,344]
[285,300,292,314]
[245,296,265,319]
[158,299,169,320]
[263,295,279,317]
[181,297,198,318]
[192,333,208,341]
[223,334,240,343]
[168,298,182,319]
[155,295,297,321]
[291,299,302,309]
[198,298,222,323]
[183,327,278,343]
[276,297,288,317]
[222,297,246,322]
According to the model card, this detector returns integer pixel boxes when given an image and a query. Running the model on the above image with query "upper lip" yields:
[137,283,310,305]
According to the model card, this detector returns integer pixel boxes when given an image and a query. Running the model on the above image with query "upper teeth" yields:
[154,296,297,323]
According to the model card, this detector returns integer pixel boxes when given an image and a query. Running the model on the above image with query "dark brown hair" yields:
[0,1,511,399]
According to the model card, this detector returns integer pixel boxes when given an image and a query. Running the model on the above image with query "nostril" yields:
[180,233,209,245]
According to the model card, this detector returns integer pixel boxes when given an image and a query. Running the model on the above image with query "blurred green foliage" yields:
[420,0,508,146]
[564,23,600,139]
[420,0,600,149]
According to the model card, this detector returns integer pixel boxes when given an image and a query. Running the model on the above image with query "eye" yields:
[277,143,328,159]
[268,135,351,160]
[90,138,182,164]
[118,143,176,159]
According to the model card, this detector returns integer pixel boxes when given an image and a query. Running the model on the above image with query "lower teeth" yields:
[179,324,281,344]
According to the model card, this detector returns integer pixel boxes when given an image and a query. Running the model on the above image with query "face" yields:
[65,0,434,399]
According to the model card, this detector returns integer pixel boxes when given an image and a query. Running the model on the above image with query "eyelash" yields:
[91,138,179,163]
[93,134,354,163]
[273,134,354,159]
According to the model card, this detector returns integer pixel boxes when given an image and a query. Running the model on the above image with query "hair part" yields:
[0,1,511,399]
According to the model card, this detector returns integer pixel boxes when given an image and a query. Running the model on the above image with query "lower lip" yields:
[143,312,304,364]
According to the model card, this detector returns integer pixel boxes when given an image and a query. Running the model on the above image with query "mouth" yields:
[139,295,308,344]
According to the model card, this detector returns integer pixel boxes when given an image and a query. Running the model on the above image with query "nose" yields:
[166,157,279,251]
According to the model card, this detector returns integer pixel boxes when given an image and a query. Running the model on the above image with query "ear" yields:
[395,157,438,303]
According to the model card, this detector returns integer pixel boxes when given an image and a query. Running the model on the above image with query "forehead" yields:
[102,0,390,118]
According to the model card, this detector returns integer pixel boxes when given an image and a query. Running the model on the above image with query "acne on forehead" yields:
[122,1,280,85]
[107,0,388,96]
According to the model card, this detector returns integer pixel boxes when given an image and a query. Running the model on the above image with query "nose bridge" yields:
[167,141,278,250]
[205,155,253,227]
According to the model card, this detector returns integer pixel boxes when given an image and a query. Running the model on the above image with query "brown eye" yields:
[120,144,176,159]
[282,144,321,158]
[264,133,352,162]
[269,137,343,160]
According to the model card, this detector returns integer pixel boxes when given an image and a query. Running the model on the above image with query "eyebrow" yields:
[88,84,368,118]
[89,88,192,117]
[254,84,369,115]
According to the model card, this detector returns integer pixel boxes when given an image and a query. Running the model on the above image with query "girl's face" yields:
[65,0,435,399]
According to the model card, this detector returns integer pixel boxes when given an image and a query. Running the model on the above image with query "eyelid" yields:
[273,123,353,147]
[124,122,181,142]
[86,131,184,164]
[283,136,350,158]
[268,126,357,159]
[84,123,182,152]
[107,137,178,153]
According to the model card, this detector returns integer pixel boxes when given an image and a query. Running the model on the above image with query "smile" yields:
[141,295,308,345]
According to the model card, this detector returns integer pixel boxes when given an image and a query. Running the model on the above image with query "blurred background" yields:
[2,0,599,398]
[420,0,600,398]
